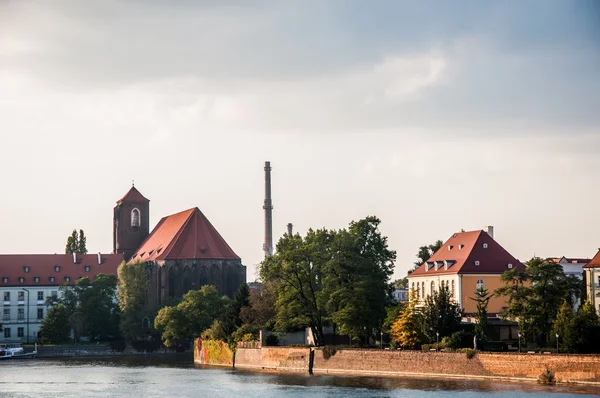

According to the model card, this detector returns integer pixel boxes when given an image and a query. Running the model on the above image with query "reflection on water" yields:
[0,356,597,397]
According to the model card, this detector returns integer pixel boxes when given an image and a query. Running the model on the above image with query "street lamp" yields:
[518,332,521,353]
[21,288,30,344]
[556,333,559,354]
[436,331,440,351]
[380,331,383,349]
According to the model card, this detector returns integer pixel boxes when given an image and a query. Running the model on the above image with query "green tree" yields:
[154,285,228,347]
[222,283,250,337]
[409,240,443,274]
[65,230,79,254]
[39,304,71,344]
[117,261,150,340]
[392,278,408,289]
[571,301,600,353]
[77,229,88,254]
[240,283,277,332]
[552,300,575,352]
[390,290,424,349]
[470,287,491,341]
[420,285,461,342]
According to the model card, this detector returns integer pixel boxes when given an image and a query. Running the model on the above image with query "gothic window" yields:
[131,208,141,228]
[199,267,208,287]
[168,267,176,298]
[183,267,192,294]
[476,279,484,290]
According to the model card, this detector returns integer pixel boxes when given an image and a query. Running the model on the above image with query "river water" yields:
[0,356,597,397]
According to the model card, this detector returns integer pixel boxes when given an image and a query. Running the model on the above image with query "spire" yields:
[117,186,150,204]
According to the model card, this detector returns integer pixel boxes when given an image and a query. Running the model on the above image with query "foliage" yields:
[464,348,477,359]
[264,334,280,346]
[469,287,491,341]
[202,319,228,341]
[538,369,556,385]
[420,286,461,342]
[322,345,337,360]
[65,229,88,255]
[408,240,443,274]
[201,339,234,364]
[495,257,582,345]
[392,278,408,289]
[109,340,127,352]
[222,283,250,338]
[39,304,71,344]
[444,330,475,350]
[383,304,403,335]
[390,290,425,349]
[552,300,600,354]
[117,261,151,341]
[154,285,227,347]
[240,283,277,331]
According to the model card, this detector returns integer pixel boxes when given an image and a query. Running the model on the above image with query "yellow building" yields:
[584,250,600,314]
[407,227,525,315]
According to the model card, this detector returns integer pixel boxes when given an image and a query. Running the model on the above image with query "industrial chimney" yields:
[263,161,273,258]
[287,223,293,235]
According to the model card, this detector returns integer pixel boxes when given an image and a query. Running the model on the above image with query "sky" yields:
[1,0,599,281]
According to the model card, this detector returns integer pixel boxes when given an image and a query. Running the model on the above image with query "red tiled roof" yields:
[129,207,240,263]
[408,230,525,276]
[117,186,150,204]
[0,254,124,287]
[583,250,600,268]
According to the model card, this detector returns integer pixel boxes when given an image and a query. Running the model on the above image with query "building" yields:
[549,257,590,279]
[0,253,123,343]
[407,227,526,315]
[583,250,600,314]
[392,288,408,303]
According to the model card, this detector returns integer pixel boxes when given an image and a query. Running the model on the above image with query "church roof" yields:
[130,207,240,263]
[409,230,525,277]
[583,250,600,268]
[0,253,124,287]
[117,186,150,204]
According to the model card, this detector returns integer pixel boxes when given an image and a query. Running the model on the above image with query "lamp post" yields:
[380,331,383,350]
[21,288,30,344]
[518,332,521,353]
[556,333,559,354]
[436,331,440,351]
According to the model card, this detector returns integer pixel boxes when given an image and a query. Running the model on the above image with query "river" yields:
[0,356,597,397]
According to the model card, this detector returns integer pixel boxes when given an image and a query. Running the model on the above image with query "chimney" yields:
[97,252,102,265]
[263,161,273,258]
[484,225,494,239]
[72,252,76,264]
[287,223,293,235]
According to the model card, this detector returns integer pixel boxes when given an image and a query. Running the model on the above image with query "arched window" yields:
[440,280,444,290]
[416,282,420,298]
[421,282,425,298]
[451,280,455,297]
[430,281,435,295]
[183,267,192,294]
[476,279,484,290]
[131,208,141,227]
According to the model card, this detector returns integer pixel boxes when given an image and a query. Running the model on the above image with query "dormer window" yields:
[34,277,40,283]
[483,243,488,249]
[49,277,55,283]
[65,276,71,282]
[19,277,24,284]
[55,266,60,272]
[131,208,141,227]
[475,260,480,266]
[84,265,90,272]
[448,245,453,251]
[24,266,30,273]
[507,263,513,269]
[2,277,7,284]
[459,244,464,250]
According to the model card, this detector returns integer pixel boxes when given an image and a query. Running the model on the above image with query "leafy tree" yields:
[420,285,461,342]
[392,278,408,289]
[64,229,88,254]
[78,229,88,254]
[154,285,228,347]
[409,240,443,274]
[552,300,575,352]
[240,283,277,331]
[571,301,600,353]
[390,290,424,349]
[222,283,250,336]
[469,287,491,341]
[39,304,71,344]
[117,261,150,340]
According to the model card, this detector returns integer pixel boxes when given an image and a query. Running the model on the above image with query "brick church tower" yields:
[113,185,150,261]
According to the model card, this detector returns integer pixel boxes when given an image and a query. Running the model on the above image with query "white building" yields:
[0,253,122,344]
[392,289,408,303]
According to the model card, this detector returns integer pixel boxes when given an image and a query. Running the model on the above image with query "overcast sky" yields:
[1,0,599,281]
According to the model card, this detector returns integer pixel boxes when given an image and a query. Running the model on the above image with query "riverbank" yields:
[194,340,600,386]
[31,344,192,358]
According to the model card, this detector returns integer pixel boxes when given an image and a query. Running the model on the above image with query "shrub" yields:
[446,331,475,349]
[322,345,337,360]
[462,348,477,359]
[109,340,127,352]
[264,334,279,346]
[538,369,556,385]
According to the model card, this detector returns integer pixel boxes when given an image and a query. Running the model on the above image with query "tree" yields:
[408,240,443,274]
[571,301,600,353]
[117,261,150,340]
[470,287,491,341]
[420,285,461,342]
[222,283,250,336]
[390,290,424,349]
[552,300,575,353]
[240,283,277,331]
[64,229,88,255]
[154,285,228,347]
[392,278,408,289]
[39,304,71,344]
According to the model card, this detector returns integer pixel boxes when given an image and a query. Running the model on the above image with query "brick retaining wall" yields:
[235,347,311,372]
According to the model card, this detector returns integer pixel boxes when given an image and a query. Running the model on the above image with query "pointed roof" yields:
[117,186,150,204]
[583,250,600,268]
[129,207,240,263]
[408,230,525,277]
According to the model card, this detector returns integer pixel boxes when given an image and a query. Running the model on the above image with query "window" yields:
[4,328,10,338]
[2,277,7,284]
[24,266,30,273]
[17,327,24,337]
[430,281,435,294]
[440,280,444,290]
[18,292,24,301]
[451,280,455,297]
[3,292,9,301]
[18,308,24,320]
[37,291,43,301]
[54,266,60,272]
[421,283,425,298]
[416,282,420,298]
[474,261,480,266]
[483,243,488,249]
[37,308,44,319]
[131,208,141,227]
[3,308,9,321]
[508,263,513,269]
[50,277,55,283]
[476,279,485,290]
[19,277,24,284]
[65,276,71,282]
[85,265,90,272]
[34,277,40,283]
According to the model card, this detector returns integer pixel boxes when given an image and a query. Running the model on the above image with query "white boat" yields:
[0,343,37,359]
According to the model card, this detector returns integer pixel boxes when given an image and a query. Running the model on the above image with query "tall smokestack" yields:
[263,161,273,257]
[287,223,293,235]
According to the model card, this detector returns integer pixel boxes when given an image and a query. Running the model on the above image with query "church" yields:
[113,185,247,308]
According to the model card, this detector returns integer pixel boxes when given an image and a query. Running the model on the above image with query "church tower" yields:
[113,185,150,261]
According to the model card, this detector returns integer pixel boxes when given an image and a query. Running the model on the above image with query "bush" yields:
[461,348,477,359]
[322,345,337,360]
[109,340,127,352]
[264,334,279,346]
[445,331,474,349]
[538,369,556,385]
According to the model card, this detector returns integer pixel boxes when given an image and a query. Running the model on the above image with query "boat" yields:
[0,343,37,359]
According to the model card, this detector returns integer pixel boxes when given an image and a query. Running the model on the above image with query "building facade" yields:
[584,250,600,314]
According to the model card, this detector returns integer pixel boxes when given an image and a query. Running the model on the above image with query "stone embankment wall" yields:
[194,341,600,385]
[36,345,179,358]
